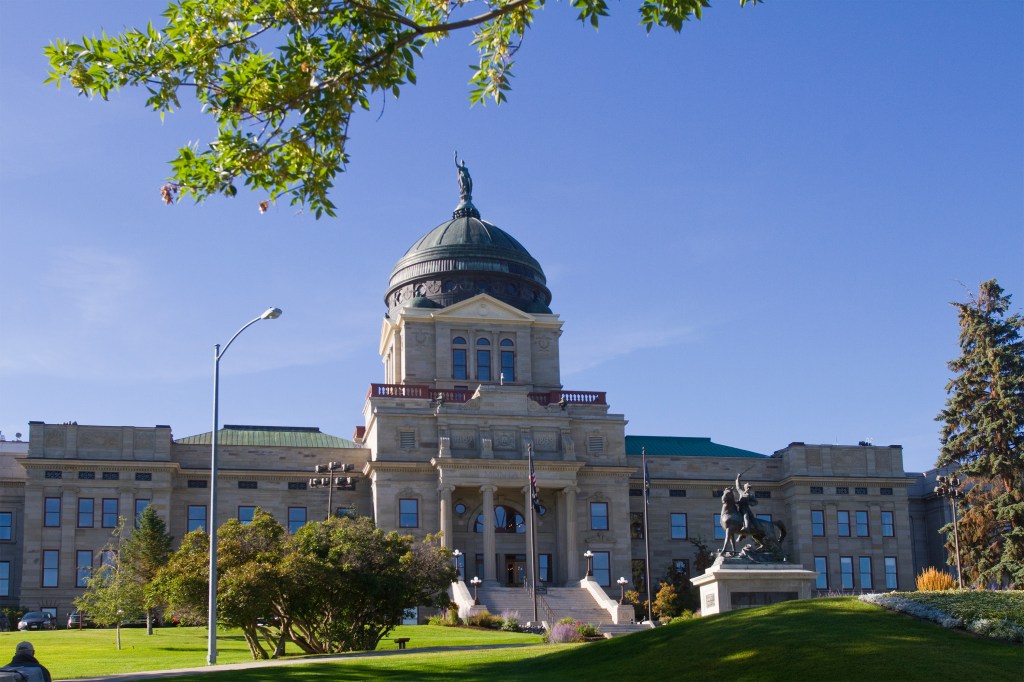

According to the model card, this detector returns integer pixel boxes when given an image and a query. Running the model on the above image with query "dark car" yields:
[67,610,94,629]
[18,611,57,631]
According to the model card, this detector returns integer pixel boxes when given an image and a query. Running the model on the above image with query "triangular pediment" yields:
[432,294,537,323]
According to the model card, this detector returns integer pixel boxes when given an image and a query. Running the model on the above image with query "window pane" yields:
[102,499,118,528]
[501,350,515,382]
[859,557,872,589]
[713,514,725,540]
[811,510,824,536]
[135,500,150,528]
[452,349,467,380]
[76,550,92,588]
[856,511,869,537]
[837,511,850,537]
[814,556,828,590]
[476,350,491,380]
[0,512,11,541]
[187,505,206,532]
[0,561,9,596]
[840,557,853,589]
[670,513,687,539]
[593,551,610,586]
[43,550,59,588]
[288,507,307,534]
[881,511,894,537]
[590,502,608,531]
[44,497,61,527]
[884,557,898,589]
[399,499,418,528]
[539,554,550,583]
[238,506,256,524]
[78,498,94,528]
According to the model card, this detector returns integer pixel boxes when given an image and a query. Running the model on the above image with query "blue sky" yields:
[0,1,1021,474]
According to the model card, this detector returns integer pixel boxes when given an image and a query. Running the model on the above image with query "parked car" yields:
[18,612,57,631]
[67,610,94,629]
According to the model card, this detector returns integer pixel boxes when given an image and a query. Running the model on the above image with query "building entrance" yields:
[505,554,526,586]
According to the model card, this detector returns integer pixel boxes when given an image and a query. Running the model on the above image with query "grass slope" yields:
[145,598,1022,682]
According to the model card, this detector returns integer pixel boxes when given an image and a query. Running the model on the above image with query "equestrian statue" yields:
[719,472,787,559]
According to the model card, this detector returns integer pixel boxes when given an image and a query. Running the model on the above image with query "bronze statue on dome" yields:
[454,150,473,202]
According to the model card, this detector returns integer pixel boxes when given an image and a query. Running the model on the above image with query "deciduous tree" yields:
[44,0,759,217]
[120,505,174,634]
[936,279,1024,588]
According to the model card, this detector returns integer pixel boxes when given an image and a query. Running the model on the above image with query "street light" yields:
[208,306,281,666]
[470,576,482,605]
[309,461,355,519]
[584,550,594,578]
[452,549,462,581]
[934,474,965,589]
[617,577,628,604]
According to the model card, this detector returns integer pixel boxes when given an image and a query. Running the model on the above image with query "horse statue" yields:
[719,485,787,558]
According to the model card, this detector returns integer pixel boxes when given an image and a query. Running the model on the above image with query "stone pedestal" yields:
[691,556,818,616]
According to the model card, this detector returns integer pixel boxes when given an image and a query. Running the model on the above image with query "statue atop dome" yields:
[454,150,473,203]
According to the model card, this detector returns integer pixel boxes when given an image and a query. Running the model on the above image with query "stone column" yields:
[481,485,497,582]
[563,486,579,582]
[439,485,454,548]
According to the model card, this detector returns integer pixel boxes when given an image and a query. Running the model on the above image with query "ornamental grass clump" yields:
[500,610,521,632]
[466,610,501,629]
[916,567,957,591]
[545,621,584,644]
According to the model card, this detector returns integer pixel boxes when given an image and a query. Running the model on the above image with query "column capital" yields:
[480,484,497,494]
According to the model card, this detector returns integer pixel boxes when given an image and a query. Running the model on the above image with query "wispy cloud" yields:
[561,324,698,376]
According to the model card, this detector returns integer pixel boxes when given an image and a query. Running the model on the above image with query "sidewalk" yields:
[64,643,538,682]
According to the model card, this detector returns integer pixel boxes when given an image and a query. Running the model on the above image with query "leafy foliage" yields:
[120,505,174,634]
[73,520,147,649]
[936,279,1024,588]
[44,0,759,217]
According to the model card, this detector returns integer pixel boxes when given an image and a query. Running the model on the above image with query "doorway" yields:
[504,554,526,586]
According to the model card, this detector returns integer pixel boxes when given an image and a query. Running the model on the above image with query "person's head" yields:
[15,641,34,657]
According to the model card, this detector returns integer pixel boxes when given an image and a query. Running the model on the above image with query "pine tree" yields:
[120,505,174,634]
[936,279,1024,587]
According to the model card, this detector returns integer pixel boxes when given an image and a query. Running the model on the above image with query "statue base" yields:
[691,555,818,616]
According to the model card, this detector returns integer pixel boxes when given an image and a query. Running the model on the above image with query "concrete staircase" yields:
[475,585,649,637]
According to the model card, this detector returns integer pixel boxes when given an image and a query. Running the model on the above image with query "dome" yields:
[385,161,552,314]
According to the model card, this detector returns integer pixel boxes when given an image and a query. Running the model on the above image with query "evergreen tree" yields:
[936,279,1024,587]
[120,505,174,634]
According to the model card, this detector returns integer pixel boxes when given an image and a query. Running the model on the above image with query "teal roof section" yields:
[175,425,358,449]
[626,435,766,459]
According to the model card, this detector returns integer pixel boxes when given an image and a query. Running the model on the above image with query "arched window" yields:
[452,337,467,380]
[474,505,525,534]
[500,338,515,382]
[476,338,491,381]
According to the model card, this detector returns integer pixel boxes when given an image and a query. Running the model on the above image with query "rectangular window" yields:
[859,556,873,589]
[713,514,725,540]
[455,552,466,582]
[78,498,95,528]
[840,556,853,590]
[45,470,62,480]
[76,550,93,588]
[500,350,515,382]
[811,510,824,536]
[881,511,894,537]
[187,505,207,533]
[187,479,207,489]
[135,499,150,528]
[632,559,647,594]
[0,561,8,596]
[476,349,491,381]
[399,499,419,528]
[856,510,869,537]
[814,556,828,590]
[474,554,484,582]
[238,506,256,524]
[539,553,551,583]
[336,506,356,519]
[757,514,772,523]
[592,551,610,587]
[669,489,686,498]
[854,486,867,495]
[810,486,823,494]
[288,481,307,490]
[135,472,152,481]
[672,559,690,578]
[102,499,118,528]
[590,502,609,531]
[880,487,893,496]
[630,512,644,539]
[102,472,120,481]
[0,512,11,541]
[43,550,59,588]
[44,497,61,527]
[754,490,771,499]
[238,481,258,489]
[837,511,850,537]
[78,471,95,480]
[101,550,116,568]
[452,349,467,380]
[670,513,687,540]
[884,557,898,589]
[629,489,643,497]
[288,507,307,534]
[836,487,849,495]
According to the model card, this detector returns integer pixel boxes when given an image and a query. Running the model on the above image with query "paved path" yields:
[64,643,538,682]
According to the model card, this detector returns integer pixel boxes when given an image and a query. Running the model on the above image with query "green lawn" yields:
[5,598,1021,681]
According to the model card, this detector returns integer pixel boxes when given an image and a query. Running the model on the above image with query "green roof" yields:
[626,435,766,458]
[175,425,358,449]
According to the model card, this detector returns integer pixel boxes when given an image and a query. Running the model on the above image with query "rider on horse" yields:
[735,473,757,532]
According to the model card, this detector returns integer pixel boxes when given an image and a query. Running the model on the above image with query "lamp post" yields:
[452,549,462,580]
[934,474,965,589]
[208,306,281,666]
[470,576,482,604]
[584,550,594,578]
[617,577,628,604]
[309,461,355,519]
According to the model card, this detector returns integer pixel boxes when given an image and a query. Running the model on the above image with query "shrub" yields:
[500,610,521,632]
[557,616,576,625]
[917,567,957,591]
[465,610,501,629]
[545,621,583,643]
[670,610,699,624]
[575,621,601,638]
[653,583,681,619]
[427,607,461,626]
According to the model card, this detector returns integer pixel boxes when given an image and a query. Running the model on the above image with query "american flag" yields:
[528,444,541,513]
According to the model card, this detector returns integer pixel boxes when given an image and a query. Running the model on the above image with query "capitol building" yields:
[0,170,949,624]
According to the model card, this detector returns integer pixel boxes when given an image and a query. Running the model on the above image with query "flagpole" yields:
[528,443,539,625]
[642,447,653,624]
